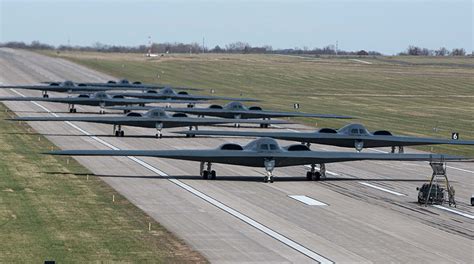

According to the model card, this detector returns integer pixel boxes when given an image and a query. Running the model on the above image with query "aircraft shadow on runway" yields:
[43,171,432,182]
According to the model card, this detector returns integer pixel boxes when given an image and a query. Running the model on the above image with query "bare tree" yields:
[450,48,466,56]
[434,47,448,56]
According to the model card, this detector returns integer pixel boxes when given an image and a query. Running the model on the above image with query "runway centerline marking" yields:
[289,195,328,206]
[432,205,474,220]
[359,182,406,196]
[349,59,372,65]
[9,88,334,264]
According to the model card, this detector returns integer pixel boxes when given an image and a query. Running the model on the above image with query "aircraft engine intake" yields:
[318,128,337,133]
[220,143,244,150]
[209,104,223,109]
[172,113,188,118]
[248,106,262,111]
[126,112,142,117]
[286,144,311,151]
[373,130,393,136]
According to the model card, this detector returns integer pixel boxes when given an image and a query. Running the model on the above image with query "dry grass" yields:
[0,103,207,263]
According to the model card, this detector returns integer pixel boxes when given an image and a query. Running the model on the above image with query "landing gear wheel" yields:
[314,172,321,181]
[115,131,119,137]
[43,94,49,98]
[120,131,125,137]
[306,171,312,181]
[73,109,77,113]
[202,170,209,179]
[210,170,216,180]
[269,176,274,183]
[263,177,268,183]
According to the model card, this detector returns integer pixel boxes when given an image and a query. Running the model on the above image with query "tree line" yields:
[0,40,380,55]
[399,45,467,56]
[0,41,469,56]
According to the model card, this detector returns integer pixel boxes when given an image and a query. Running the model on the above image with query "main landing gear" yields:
[263,158,275,183]
[200,161,216,180]
[306,163,326,181]
[113,125,125,137]
[155,122,163,139]
[391,146,404,153]
[68,104,77,113]
[186,125,197,137]
[42,91,49,98]
[260,118,270,128]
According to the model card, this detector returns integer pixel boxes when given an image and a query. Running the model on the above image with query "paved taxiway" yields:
[0,48,473,263]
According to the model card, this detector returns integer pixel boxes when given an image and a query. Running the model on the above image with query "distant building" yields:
[357,50,369,56]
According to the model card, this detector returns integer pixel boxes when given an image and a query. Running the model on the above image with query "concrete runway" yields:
[0,48,473,263]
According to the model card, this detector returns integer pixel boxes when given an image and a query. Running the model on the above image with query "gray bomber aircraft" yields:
[107,87,259,103]
[0,91,200,113]
[1,80,203,98]
[47,137,468,183]
[107,101,352,128]
[178,123,474,153]
[41,79,203,91]
[10,109,292,138]
[0,80,163,98]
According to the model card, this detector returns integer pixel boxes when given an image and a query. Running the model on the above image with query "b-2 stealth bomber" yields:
[108,101,352,128]
[10,109,292,138]
[0,91,200,113]
[178,123,474,152]
[47,137,468,182]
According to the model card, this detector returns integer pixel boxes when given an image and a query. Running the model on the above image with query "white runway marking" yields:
[349,59,372,64]
[369,148,388,153]
[446,166,474,174]
[432,205,474,220]
[359,182,406,196]
[273,124,300,133]
[289,195,328,206]
[10,89,334,264]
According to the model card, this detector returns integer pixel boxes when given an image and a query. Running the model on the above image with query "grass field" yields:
[0,103,206,263]
[47,51,474,156]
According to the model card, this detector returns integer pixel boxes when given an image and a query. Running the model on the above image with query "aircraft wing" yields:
[47,149,469,168]
[104,98,207,105]
[178,130,474,148]
[176,130,323,141]
[0,85,116,93]
[367,135,474,147]
[161,117,292,127]
[148,108,351,119]
[9,116,142,125]
[10,116,292,128]
[242,110,353,119]
[0,96,102,104]
[187,95,260,102]
[105,105,158,111]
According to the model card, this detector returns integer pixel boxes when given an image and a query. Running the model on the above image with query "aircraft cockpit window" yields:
[351,129,358,134]
[260,144,269,150]
[358,129,366,134]
[269,144,278,150]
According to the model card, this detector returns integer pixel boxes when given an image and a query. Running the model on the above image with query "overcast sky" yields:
[0,0,472,54]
